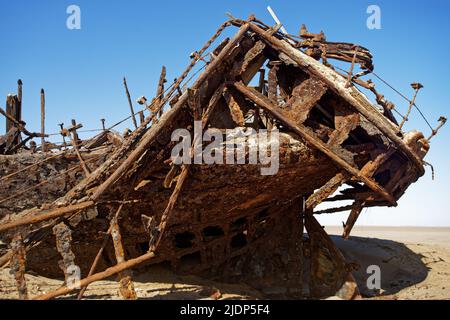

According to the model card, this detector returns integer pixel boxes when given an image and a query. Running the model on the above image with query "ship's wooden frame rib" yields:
[0,17,434,300]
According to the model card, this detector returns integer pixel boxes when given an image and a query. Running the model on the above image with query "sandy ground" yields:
[0,264,262,300]
[1,226,449,300]
[327,226,450,300]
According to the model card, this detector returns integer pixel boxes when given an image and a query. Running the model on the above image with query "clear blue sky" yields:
[1,0,449,226]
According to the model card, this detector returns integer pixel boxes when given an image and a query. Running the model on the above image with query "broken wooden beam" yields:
[138,111,145,125]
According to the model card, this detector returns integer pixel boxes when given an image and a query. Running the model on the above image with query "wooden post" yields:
[123,77,138,129]
[40,89,46,152]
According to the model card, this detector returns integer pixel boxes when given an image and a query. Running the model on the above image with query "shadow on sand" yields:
[331,235,429,297]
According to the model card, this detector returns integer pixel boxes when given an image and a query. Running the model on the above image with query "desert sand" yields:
[327,226,450,300]
[1,226,449,300]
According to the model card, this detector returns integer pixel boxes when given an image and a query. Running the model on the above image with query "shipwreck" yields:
[0,15,445,300]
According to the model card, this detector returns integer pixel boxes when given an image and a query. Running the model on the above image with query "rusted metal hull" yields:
[0,16,436,300]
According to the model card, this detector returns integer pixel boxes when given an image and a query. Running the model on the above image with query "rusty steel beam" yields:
[0,107,46,139]
[10,233,28,300]
[305,172,348,210]
[34,251,156,300]
[150,166,189,252]
[342,201,364,239]
[304,213,360,299]
[77,233,110,299]
[40,89,46,152]
[78,199,133,299]
[110,209,137,300]
[232,81,397,206]
[68,120,91,177]
[0,201,95,233]
[123,77,138,129]
[155,66,167,118]
[53,222,76,282]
